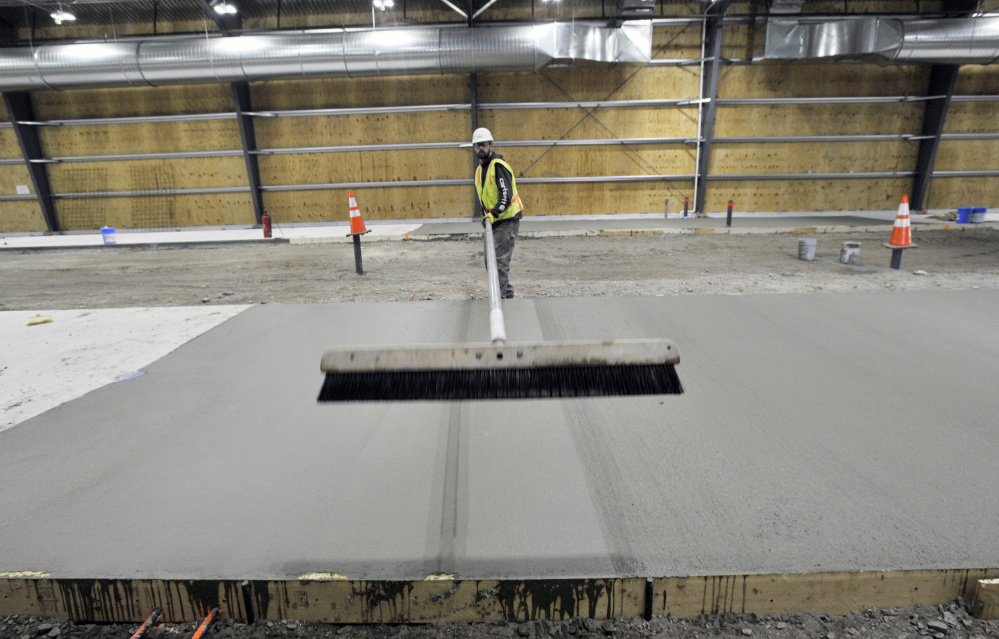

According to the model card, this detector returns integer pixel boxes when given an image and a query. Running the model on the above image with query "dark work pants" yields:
[488,218,519,299]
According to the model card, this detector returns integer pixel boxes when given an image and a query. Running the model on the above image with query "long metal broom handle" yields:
[483,218,508,345]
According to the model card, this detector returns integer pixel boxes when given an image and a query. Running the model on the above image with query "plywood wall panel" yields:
[503,145,694,179]
[926,178,999,209]
[705,178,911,213]
[943,102,999,134]
[709,142,918,175]
[253,112,469,149]
[718,64,930,99]
[258,149,469,186]
[954,65,999,94]
[0,129,21,158]
[261,186,472,222]
[526,181,688,215]
[47,157,248,193]
[0,164,36,196]
[38,121,242,157]
[933,139,999,171]
[32,84,235,120]
[480,107,698,143]
[713,103,924,137]
[56,193,254,230]
[653,23,703,60]
[0,99,9,122]
[252,75,468,110]
[478,66,698,104]
[0,201,46,232]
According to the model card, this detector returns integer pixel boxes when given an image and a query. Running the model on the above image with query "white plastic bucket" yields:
[101,226,116,245]
[798,238,816,261]
[840,241,861,264]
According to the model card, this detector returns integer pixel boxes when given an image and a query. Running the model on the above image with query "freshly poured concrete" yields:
[1,291,998,580]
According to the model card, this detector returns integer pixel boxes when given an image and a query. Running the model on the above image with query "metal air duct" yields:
[0,21,652,91]
[764,15,999,64]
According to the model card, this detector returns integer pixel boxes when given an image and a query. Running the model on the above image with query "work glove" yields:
[482,211,497,224]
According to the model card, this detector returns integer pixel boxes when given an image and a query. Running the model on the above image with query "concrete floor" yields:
[1,290,997,581]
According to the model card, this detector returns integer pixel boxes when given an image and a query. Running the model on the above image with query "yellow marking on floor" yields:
[424,574,455,581]
[297,573,348,581]
[0,571,50,578]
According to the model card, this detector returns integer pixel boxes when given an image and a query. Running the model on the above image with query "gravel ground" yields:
[2,601,997,639]
[0,229,997,310]
[2,228,998,638]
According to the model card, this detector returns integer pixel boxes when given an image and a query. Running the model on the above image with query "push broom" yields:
[318,219,682,402]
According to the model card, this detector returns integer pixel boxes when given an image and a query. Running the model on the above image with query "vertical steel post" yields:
[4,91,59,232]
[231,81,266,225]
[352,235,364,275]
[693,0,733,216]
[911,64,959,212]
[726,199,733,227]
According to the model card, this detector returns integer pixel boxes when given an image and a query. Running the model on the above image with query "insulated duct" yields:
[764,15,999,64]
[0,21,652,91]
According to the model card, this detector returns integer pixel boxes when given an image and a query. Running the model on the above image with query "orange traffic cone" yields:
[886,195,913,248]
[348,190,369,236]
[883,195,918,270]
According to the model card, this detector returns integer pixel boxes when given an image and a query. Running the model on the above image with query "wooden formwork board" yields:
[47,157,248,193]
[654,569,997,618]
[252,112,469,149]
[481,107,698,145]
[716,64,930,99]
[713,103,926,137]
[37,121,242,157]
[258,149,470,186]
[2,570,997,624]
[0,200,47,232]
[250,76,469,111]
[502,144,695,180]
[926,177,999,210]
[707,141,919,175]
[261,186,474,222]
[954,65,999,94]
[943,101,999,135]
[934,139,999,172]
[54,192,254,230]
[704,178,913,213]
[31,84,236,121]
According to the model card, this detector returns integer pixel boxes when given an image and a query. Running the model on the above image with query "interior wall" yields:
[1,18,998,231]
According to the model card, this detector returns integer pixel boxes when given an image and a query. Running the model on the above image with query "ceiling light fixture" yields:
[50,4,76,24]
[212,1,238,15]
[372,0,393,10]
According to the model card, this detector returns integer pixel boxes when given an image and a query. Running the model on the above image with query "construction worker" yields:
[472,127,523,299]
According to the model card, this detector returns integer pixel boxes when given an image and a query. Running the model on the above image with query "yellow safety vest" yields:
[475,158,523,221]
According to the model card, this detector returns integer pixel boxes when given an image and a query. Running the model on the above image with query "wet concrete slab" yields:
[412,216,896,235]
[1,290,997,581]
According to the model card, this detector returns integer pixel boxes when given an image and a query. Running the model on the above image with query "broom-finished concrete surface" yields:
[0,290,997,580]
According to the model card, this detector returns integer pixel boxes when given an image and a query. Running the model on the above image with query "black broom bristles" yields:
[317,363,682,402]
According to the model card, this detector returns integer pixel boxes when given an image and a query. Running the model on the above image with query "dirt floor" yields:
[1,229,998,310]
[2,228,998,638]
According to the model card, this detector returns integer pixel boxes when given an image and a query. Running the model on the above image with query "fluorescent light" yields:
[212,1,237,14]
[50,8,76,23]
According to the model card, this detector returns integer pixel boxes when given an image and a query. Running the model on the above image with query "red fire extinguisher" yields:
[262,212,272,238]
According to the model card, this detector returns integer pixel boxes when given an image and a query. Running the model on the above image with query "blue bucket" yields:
[956,207,972,224]
[970,207,987,224]
[101,226,116,244]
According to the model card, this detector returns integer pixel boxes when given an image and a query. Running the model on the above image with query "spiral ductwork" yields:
[0,21,653,91]
[764,15,999,64]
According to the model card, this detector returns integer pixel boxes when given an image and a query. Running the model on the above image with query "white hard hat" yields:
[471,128,493,144]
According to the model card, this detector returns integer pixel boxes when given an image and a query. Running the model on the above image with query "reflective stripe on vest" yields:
[475,158,523,221]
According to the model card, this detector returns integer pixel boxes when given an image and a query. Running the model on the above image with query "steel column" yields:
[231,81,265,225]
[3,91,59,232]
[693,1,733,216]
[911,64,959,211]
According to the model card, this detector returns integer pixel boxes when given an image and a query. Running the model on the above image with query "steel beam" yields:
[231,81,265,225]
[911,64,959,211]
[693,0,733,215]
[3,91,59,232]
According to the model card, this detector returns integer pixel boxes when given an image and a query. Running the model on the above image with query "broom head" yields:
[318,339,682,402]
